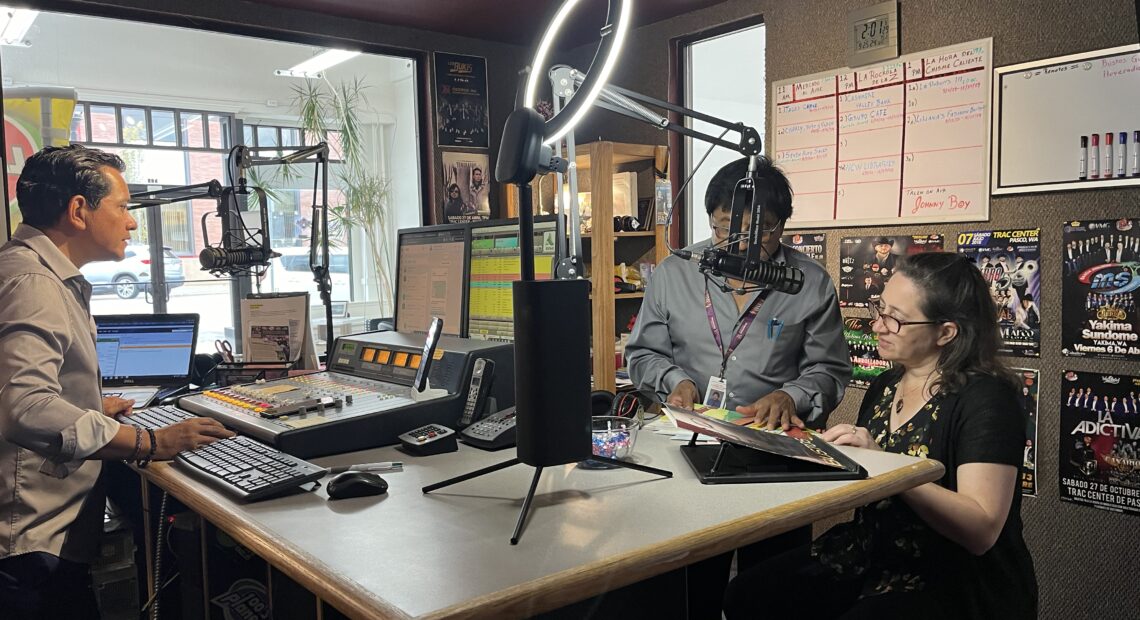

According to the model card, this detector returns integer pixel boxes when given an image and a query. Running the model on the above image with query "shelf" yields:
[582,231,655,239]
[615,292,645,299]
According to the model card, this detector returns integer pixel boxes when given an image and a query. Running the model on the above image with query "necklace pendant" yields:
[895,398,904,415]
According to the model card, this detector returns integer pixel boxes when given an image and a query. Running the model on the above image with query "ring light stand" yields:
[423,0,671,546]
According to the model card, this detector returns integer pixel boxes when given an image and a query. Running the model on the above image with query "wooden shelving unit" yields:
[577,141,668,393]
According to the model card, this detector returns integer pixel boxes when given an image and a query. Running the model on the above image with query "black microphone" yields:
[672,247,804,294]
[199,246,278,274]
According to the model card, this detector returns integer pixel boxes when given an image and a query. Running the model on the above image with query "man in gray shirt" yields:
[0,145,232,618]
[625,156,849,619]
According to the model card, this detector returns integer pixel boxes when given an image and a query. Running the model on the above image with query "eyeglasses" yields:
[869,301,942,334]
[711,220,784,237]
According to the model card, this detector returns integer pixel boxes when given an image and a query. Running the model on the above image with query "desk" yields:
[141,429,943,619]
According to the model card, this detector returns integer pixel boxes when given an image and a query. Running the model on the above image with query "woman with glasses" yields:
[724,252,1036,619]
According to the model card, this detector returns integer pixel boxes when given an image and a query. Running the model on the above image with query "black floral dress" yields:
[810,380,945,598]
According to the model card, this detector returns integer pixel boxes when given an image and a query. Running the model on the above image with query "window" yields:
[683,22,766,244]
[4,10,421,352]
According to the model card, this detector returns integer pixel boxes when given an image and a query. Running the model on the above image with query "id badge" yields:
[704,376,728,409]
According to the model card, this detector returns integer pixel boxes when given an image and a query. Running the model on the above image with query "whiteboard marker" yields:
[1089,134,1099,179]
[1079,136,1088,180]
[1103,133,1113,178]
[1117,132,1127,178]
[1132,131,1139,177]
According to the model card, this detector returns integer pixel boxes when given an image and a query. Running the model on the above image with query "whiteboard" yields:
[992,44,1140,194]
[772,39,992,228]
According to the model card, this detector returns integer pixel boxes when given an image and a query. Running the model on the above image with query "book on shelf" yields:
[663,404,868,484]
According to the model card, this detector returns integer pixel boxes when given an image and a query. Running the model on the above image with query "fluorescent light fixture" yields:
[0,7,38,46]
[275,48,360,78]
[524,0,632,146]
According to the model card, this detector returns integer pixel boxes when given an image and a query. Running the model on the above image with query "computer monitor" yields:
[94,313,199,385]
[394,224,469,337]
[467,216,560,342]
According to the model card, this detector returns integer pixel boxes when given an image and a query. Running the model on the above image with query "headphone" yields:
[613,215,641,232]
[590,389,654,419]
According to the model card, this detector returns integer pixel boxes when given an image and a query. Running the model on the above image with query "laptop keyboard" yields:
[121,406,327,501]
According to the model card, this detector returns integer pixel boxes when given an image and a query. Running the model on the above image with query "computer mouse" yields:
[327,471,389,500]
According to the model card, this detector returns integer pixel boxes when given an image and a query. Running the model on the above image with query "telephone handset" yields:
[459,358,495,428]
[412,317,443,393]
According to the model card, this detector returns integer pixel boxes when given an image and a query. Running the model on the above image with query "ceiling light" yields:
[0,7,38,47]
[274,49,360,79]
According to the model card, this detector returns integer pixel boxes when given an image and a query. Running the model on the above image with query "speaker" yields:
[512,278,592,467]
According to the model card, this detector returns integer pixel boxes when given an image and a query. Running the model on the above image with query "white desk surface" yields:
[144,427,944,620]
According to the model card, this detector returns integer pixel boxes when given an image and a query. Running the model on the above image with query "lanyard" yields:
[704,284,770,376]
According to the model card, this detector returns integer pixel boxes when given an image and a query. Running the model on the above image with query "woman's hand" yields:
[821,424,880,451]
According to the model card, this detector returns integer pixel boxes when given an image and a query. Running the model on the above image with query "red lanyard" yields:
[704,284,769,376]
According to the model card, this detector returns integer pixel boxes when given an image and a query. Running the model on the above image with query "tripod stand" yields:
[423,452,671,545]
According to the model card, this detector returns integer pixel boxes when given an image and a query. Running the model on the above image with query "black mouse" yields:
[327,471,389,500]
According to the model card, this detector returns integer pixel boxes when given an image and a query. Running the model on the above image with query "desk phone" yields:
[459,406,517,450]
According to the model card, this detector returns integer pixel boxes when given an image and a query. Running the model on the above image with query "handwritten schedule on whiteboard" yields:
[773,39,992,228]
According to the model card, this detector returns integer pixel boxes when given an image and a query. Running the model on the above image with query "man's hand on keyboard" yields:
[102,395,135,418]
[155,418,235,460]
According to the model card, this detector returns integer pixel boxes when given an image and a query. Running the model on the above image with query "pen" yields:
[327,462,404,475]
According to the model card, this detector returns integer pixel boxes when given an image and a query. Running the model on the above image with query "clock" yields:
[847,1,899,66]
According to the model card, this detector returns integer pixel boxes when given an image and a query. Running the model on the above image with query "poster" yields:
[1061,218,1140,361]
[1013,368,1040,497]
[441,151,490,223]
[843,316,891,388]
[1059,370,1140,515]
[781,232,826,265]
[5,87,78,235]
[839,234,944,307]
[434,52,489,148]
[956,228,1041,357]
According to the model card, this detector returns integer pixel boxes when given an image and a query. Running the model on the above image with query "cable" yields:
[148,491,169,620]
[663,126,733,255]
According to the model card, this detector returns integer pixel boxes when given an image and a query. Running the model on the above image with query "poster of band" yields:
[1013,368,1039,497]
[839,234,944,307]
[1061,218,1140,361]
[843,316,891,388]
[441,152,490,223]
[1059,370,1140,515]
[781,232,826,265]
[434,52,490,148]
[956,228,1041,357]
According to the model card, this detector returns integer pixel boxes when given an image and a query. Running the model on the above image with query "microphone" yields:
[199,246,279,274]
[672,247,804,294]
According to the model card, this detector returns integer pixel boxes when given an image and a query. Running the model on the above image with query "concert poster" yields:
[441,151,490,223]
[1012,368,1039,497]
[956,228,1041,357]
[843,316,891,389]
[434,52,490,148]
[839,234,944,307]
[1059,370,1140,515]
[1061,218,1140,361]
[781,232,826,265]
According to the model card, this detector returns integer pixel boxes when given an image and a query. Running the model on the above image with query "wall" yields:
[587,1,1139,618]
[25,0,530,224]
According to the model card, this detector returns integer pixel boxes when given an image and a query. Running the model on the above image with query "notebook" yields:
[95,313,199,408]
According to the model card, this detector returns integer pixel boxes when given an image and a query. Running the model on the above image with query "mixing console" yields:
[179,332,513,458]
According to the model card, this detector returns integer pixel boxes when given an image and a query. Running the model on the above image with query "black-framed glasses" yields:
[710,219,784,237]
[869,301,941,334]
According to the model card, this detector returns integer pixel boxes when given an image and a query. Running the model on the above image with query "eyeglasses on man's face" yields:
[869,301,941,334]
[710,219,784,239]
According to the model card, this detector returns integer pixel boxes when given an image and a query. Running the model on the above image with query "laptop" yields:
[95,313,199,408]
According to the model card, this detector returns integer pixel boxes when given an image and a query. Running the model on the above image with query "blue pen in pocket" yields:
[768,318,784,339]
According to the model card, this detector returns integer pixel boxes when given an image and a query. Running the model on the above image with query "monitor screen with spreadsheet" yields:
[95,314,199,386]
[394,224,469,337]
[467,217,560,342]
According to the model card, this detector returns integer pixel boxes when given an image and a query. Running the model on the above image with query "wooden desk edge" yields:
[145,459,943,620]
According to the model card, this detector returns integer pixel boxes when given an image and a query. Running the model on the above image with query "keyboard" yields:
[121,406,327,502]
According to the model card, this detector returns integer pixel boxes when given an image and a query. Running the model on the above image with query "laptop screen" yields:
[95,314,199,386]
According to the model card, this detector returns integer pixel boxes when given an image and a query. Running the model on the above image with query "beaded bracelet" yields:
[138,427,158,469]
[128,426,143,463]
